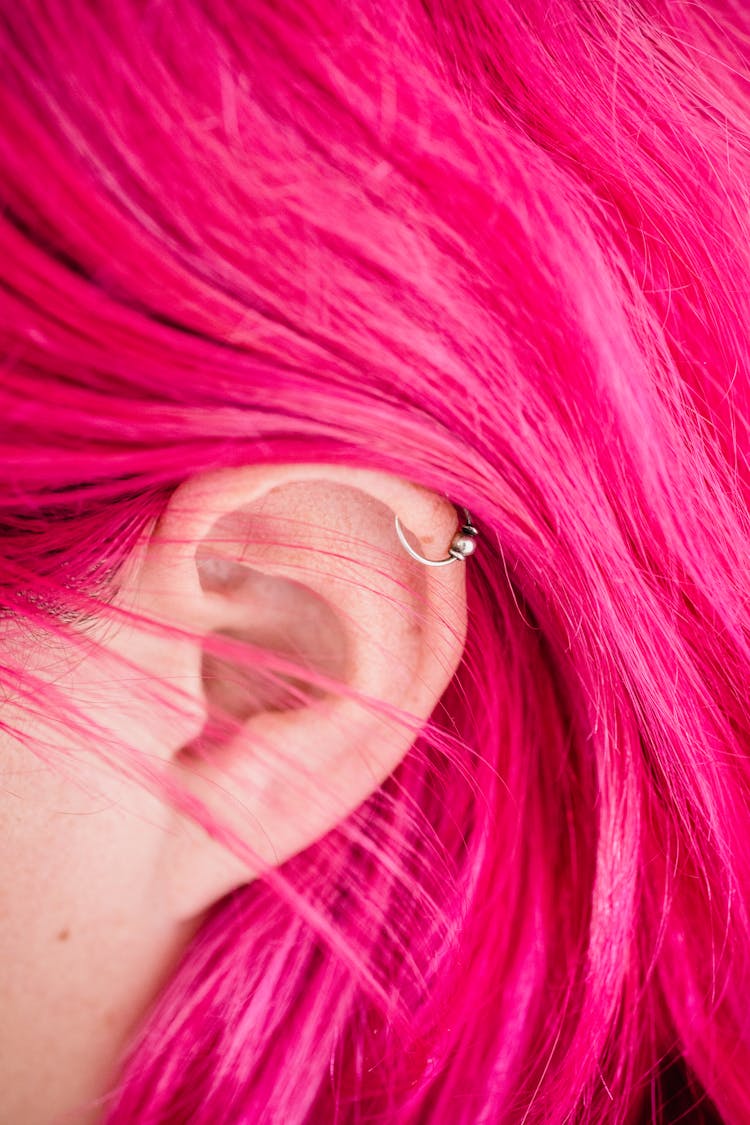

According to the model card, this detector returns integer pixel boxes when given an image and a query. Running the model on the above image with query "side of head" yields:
[1,2,750,1123]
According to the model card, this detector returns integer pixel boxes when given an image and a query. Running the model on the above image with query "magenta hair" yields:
[2,1,750,1120]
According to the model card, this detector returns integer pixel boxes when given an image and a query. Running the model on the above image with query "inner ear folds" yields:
[175,485,420,789]
[149,474,469,916]
[194,557,351,729]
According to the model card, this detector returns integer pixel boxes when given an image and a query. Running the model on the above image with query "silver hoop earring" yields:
[394,506,478,567]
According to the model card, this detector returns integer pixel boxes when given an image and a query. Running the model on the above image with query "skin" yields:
[0,734,203,1124]
[0,467,467,1124]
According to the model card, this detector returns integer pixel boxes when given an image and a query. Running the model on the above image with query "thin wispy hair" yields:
[1,0,749,1120]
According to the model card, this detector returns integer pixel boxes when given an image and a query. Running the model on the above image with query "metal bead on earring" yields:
[394,506,479,567]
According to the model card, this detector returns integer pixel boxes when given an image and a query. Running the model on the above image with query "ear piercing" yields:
[394,506,478,567]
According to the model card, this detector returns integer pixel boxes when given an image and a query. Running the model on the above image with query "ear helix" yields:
[394,506,478,566]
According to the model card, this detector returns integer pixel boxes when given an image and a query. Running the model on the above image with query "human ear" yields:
[106,463,469,920]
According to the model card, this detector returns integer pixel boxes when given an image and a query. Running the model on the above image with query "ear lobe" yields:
[114,464,469,921]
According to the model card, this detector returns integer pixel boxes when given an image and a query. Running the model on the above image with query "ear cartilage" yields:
[394,507,478,567]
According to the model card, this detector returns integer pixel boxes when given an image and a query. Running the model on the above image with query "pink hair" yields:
[2,0,750,1120]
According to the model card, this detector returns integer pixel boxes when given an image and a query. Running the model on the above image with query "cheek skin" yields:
[0,738,201,1125]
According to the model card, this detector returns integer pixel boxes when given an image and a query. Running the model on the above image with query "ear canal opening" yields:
[184,554,351,756]
[199,626,328,720]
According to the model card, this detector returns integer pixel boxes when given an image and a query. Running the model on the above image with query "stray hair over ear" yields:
[101,463,469,919]
[2,1,750,1122]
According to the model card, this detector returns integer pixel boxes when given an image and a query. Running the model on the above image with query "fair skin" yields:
[0,463,468,1124]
